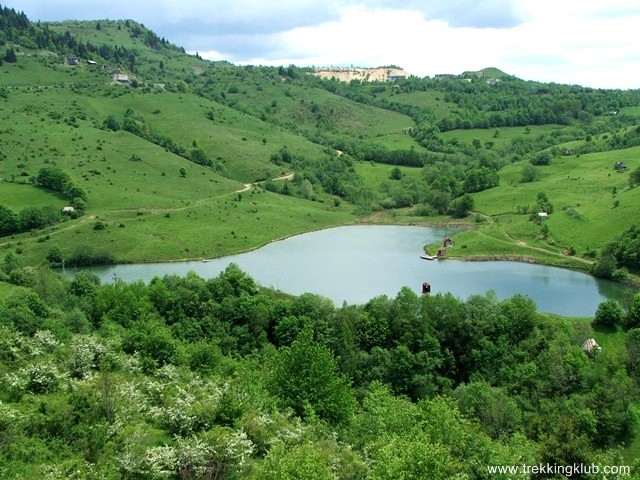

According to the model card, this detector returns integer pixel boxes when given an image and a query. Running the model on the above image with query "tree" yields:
[592,251,617,279]
[0,205,18,235]
[627,294,640,329]
[179,167,186,177]
[4,48,17,63]
[37,165,70,192]
[593,299,625,328]
[535,191,553,213]
[390,167,403,180]
[530,150,552,165]
[269,327,356,425]
[104,115,120,131]
[629,167,640,188]
[18,207,47,230]
[520,165,539,183]
[451,194,474,218]
[626,328,640,377]
[45,246,64,265]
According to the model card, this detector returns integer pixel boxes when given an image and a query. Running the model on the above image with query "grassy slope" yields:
[447,148,640,268]
[0,37,356,265]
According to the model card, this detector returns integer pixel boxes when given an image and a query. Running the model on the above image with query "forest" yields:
[1,261,640,478]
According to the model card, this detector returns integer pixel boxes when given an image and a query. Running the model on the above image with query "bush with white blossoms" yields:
[149,386,197,436]
[34,329,60,351]
[175,429,254,479]
[0,400,25,433]
[70,335,110,379]
[118,428,253,479]
[19,362,66,394]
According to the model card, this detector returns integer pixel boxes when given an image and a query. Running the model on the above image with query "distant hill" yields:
[461,67,513,79]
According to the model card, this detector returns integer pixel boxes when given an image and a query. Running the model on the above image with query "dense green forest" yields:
[1,263,640,478]
[1,5,640,477]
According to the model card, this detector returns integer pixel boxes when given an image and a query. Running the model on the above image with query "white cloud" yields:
[15,0,640,88]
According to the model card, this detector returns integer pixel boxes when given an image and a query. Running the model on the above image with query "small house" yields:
[563,149,573,156]
[67,55,79,66]
[436,247,446,257]
[113,73,130,83]
[443,237,453,248]
[582,338,601,355]
[538,212,548,220]
[61,206,75,213]
[422,282,431,294]
[87,60,98,65]
[614,162,627,171]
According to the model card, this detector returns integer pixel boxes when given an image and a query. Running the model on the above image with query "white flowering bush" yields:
[175,429,254,479]
[70,335,110,379]
[149,386,197,436]
[144,445,178,479]
[0,326,22,363]
[3,372,27,401]
[0,400,25,433]
[20,362,66,394]
[34,329,60,351]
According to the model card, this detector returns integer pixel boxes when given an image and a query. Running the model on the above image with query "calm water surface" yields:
[83,225,629,317]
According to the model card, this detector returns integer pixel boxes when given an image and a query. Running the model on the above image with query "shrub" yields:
[593,299,625,328]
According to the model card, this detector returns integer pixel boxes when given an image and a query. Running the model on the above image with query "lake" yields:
[80,225,629,317]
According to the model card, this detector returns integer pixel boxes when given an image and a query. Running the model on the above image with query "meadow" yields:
[444,147,640,269]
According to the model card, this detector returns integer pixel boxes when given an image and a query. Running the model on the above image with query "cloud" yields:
[412,0,526,28]
[13,0,640,88]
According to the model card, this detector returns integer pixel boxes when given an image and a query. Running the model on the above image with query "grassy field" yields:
[0,56,358,265]
[9,186,354,264]
[354,162,423,187]
[444,147,640,268]
[441,124,569,151]
[380,89,456,118]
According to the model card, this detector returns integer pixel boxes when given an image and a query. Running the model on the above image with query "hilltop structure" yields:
[312,67,410,82]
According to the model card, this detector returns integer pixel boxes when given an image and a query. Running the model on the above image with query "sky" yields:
[12,0,640,89]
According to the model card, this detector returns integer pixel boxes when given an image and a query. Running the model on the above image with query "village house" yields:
[113,72,130,83]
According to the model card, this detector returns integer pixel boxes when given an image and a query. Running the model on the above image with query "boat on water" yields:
[420,254,437,260]
[202,259,212,263]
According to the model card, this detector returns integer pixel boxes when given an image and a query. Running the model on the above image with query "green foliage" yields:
[451,193,474,218]
[630,166,640,188]
[520,164,540,183]
[628,293,640,329]
[609,223,640,271]
[535,191,554,213]
[593,299,625,327]
[269,327,356,425]
[4,47,16,63]
[0,266,636,476]
[390,166,403,180]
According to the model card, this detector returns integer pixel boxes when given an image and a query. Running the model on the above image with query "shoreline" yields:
[63,217,639,291]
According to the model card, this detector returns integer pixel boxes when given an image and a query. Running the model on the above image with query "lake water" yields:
[80,225,629,317]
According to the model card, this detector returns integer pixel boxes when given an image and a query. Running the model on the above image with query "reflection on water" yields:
[78,225,630,317]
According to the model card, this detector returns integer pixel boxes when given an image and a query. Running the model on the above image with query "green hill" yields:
[462,66,513,79]
[0,6,639,280]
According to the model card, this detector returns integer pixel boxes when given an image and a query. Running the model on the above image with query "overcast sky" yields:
[13,0,640,89]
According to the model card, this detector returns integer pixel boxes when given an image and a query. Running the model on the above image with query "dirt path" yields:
[234,172,294,193]
[470,210,593,265]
